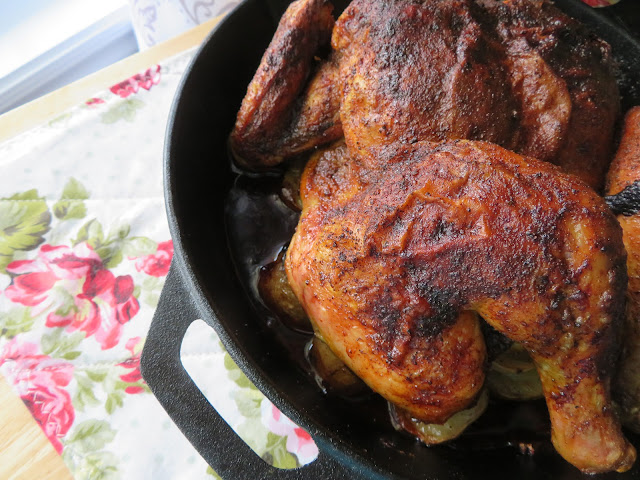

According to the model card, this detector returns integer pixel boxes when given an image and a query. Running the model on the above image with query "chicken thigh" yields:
[286,139,635,473]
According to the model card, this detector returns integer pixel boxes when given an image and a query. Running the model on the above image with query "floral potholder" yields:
[0,49,315,480]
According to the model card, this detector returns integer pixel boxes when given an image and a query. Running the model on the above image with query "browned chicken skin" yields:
[607,107,640,432]
[230,0,619,190]
[333,0,520,163]
[482,0,620,188]
[287,140,635,473]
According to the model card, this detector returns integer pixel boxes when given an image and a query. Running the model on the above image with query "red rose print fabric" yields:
[117,337,145,394]
[581,0,619,6]
[110,66,162,98]
[134,240,173,277]
[0,339,75,453]
[6,243,139,350]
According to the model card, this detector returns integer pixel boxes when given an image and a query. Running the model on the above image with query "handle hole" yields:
[180,319,319,470]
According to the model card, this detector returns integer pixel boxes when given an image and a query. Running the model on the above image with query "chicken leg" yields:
[286,140,636,473]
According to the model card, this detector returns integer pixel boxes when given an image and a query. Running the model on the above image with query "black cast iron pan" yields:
[141,1,640,478]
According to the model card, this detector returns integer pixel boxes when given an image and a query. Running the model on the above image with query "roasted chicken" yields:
[230,0,619,190]
[229,0,635,474]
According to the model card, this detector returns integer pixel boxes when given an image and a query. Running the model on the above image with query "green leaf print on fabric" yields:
[0,189,51,273]
[264,433,299,469]
[122,236,156,257]
[65,420,116,452]
[105,392,124,415]
[223,350,254,389]
[233,384,264,419]
[101,376,148,414]
[73,218,105,246]
[221,347,300,469]
[62,420,119,480]
[101,98,145,124]
[0,307,35,339]
[41,328,85,360]
[73,219,135,269]
[69,451,119,480]
[70,343,148,416]
[49,112,73,128]
[74,370,101,412]
[86,369,108,383]
[53,177,90,220]
[140,276,163,308]
[72,367,133,414]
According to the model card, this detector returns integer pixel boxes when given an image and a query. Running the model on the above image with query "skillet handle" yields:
[141,264,361,480]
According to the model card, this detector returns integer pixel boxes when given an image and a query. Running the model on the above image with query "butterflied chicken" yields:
[228,0,633,474]
[286,140,635,473]
[230,0,619,190]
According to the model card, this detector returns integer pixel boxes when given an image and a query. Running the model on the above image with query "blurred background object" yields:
[0,0,631,117]
[0,0,239,115]
[0,0,136,115]
[129,0,240,49]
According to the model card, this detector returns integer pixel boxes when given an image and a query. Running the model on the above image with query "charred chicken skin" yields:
[230,0,619,190]
[286,140,635,473]
[229,0,634,473]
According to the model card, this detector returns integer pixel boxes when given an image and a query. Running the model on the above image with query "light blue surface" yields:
[0,0,54,33]
[0,1,138,114]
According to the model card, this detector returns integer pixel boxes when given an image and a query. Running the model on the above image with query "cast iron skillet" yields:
[141,1,640,479]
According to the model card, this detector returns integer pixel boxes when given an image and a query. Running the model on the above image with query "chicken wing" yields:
[229,0,341,168]
[606,107,640,432]
[286,140,635,473]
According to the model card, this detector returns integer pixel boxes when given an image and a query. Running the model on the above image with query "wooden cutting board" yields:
[0,376,73,480]
[0,15,221,479]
